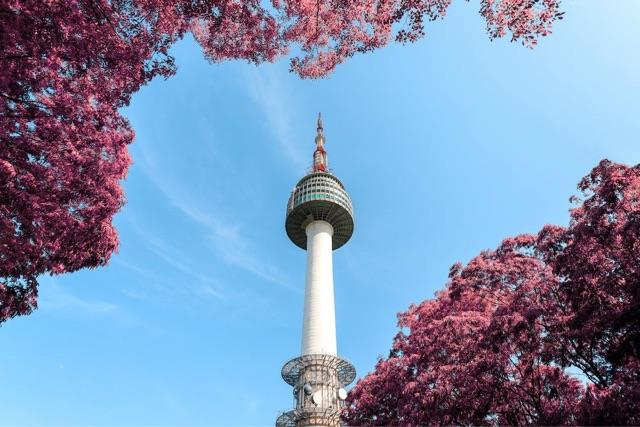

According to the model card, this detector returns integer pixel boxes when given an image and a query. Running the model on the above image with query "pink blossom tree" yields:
[1,0,563,324]
[342,160,640,425]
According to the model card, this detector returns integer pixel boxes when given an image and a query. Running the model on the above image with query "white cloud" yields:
[243,66,306,171]
[208,227,295,292]
[125,219,228,299]
[39,277,118,317]
[131,142,295,293]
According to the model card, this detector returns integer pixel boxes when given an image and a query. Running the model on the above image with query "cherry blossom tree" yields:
[1,0,563,325]
[342,160,640,425]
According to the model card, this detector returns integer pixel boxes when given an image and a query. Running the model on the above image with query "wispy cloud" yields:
[207,226,294,291]
[114,256,227,310]
[133,139,295,293]
[125,221,227,300]
[115,258,157,281]
[243,66,306,171]
[39,277,119,317]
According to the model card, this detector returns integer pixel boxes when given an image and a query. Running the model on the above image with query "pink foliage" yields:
[343,160,640,425]
[480,0,563,47]
[1,0,562,324]
[1,0,184,323]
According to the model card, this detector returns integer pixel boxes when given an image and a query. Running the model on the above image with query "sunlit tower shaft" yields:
[302,219,337,355]
[277,115,356,427]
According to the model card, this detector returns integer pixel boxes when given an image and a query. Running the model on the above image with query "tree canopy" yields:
[342,160,640,425]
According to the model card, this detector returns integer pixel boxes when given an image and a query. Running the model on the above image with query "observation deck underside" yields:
[285,173,354,250]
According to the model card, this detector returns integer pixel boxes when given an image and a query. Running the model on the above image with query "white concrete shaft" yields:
[301,220,337,356]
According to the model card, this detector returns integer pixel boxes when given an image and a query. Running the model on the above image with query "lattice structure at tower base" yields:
[276,354,356,427]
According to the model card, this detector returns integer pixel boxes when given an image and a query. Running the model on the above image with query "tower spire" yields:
[313,112,327,172]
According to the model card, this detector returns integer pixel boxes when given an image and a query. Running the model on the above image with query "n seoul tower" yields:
[276,114,356,427]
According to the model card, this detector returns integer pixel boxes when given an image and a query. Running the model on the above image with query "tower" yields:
[276,114,356,427]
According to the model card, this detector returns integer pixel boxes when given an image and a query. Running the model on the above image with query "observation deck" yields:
[285,172,354,250]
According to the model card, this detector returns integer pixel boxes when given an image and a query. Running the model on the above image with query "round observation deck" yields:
[285,172,354,250]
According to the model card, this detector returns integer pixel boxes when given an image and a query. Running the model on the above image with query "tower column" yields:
[302,220,337,356]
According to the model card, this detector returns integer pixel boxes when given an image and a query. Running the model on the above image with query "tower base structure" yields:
[277,354,356,427]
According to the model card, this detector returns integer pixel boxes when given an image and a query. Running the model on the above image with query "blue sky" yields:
[1,1,639,425]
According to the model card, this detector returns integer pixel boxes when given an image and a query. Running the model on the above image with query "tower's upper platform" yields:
[285,115,354,250]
